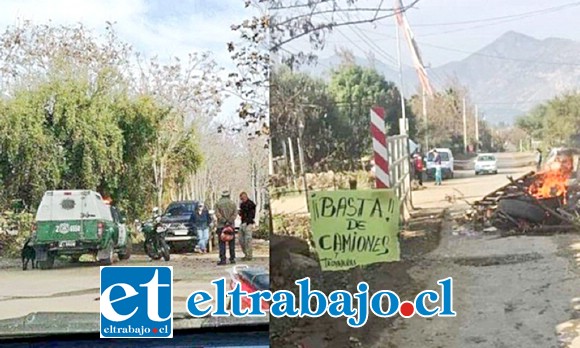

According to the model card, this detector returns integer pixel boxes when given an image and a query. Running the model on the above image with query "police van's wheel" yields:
[99,244,114,265]
[39,253,55,270]
[118,237,132,261]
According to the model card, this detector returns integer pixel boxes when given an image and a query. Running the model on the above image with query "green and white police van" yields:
[30,190,131,269]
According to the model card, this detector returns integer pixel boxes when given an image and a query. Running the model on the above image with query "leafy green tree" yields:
[270,65,340,169]
[517,93,580,149]
[516,105,546,141]
[328,65,415,168]
[0,22,220,220]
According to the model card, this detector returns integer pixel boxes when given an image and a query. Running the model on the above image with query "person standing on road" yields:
[191,202,211,253]
[214,190,238,265]
[413,151,424,186]
[433,149,443,186]
[536,148,543,171]
[239,192,256,261]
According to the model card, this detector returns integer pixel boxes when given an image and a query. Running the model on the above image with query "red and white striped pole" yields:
[370,107,390,188]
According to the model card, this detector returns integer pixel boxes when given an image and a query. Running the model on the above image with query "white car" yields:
[474,154,498,175]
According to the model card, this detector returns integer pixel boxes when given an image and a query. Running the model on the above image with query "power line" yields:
[412,1,580,27]
[334,8,400,67]
[419,2,580,36]
[351,1,580,37]
[417,41,580,66]
[319,10,403,71]
[271,0,422,51]
[425,67,445,90]
[325,33,580,67]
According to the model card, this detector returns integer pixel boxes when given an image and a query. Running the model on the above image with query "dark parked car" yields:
[157,200,198,252]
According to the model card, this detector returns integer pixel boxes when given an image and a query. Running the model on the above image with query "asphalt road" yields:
[0,241,269,321]
[411,167,531,210]
[272,152,534,215]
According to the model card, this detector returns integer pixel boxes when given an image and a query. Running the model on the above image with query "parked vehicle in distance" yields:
[30,190,130,269]
[474,153,498,175]
[426,148,455,179]
[158,200,198,252]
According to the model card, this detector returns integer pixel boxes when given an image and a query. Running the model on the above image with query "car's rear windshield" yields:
[427,152,450,161]
[164,202,195,216]
[478,155,496,161]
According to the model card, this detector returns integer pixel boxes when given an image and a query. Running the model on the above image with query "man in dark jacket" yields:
[239,192,256,261]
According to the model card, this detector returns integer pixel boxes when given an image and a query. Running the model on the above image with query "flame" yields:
[529,156,572,200]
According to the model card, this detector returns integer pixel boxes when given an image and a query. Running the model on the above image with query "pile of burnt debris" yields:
[466,151,580,234]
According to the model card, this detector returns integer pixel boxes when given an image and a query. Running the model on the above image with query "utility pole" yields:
[422,88,428,151]
[462,97,467,153]
[475,105,479,152]
[395,15,407,136]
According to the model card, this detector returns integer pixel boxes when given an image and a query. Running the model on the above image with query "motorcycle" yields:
[226,265,270,312]
[138,207,170,261]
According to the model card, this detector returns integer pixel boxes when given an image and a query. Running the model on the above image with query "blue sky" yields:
[0,0,254,121]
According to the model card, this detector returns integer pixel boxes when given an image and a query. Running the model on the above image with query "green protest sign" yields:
[309,189,400,271]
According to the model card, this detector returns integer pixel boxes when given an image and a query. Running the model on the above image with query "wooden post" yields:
[297,137,309,212]
[288,137,298,191]
[282,140,289,186]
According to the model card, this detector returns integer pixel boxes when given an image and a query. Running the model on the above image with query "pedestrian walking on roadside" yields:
[239,192,256,261]
[191,202,211,253]
[536,148,543,172]
[413,151,424,186]
[214,190,238,265]
[433,149,443,186]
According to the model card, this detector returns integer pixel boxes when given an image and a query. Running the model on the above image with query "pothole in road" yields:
[452,252,544,267]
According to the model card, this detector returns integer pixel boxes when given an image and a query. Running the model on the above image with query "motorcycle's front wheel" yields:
[160,239,171,261]
[144,237,162,260]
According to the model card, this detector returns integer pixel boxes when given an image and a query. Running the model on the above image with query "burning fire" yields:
[529,158,572,199]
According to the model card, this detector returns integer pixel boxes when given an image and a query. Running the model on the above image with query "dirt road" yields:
[373,211,580,348]
[0,241,269,320]
[273,163,531,215]
[380,163,580,347]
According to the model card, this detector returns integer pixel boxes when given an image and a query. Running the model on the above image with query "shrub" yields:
[0,211,35,257]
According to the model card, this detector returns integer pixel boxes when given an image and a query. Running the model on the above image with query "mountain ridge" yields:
[301,31,580,124]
